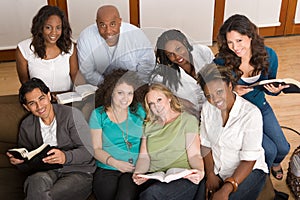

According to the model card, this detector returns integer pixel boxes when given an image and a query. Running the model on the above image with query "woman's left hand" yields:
[264,83,289,94]
[184,169,205,184]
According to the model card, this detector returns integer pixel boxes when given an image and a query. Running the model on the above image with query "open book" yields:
[8,143,49,160]
[137,168,197,183]
[7,144,62,173]
[249,78,300,93]
[56,84,98,104]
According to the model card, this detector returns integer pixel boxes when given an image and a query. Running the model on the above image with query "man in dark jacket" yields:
[7,78,96,200]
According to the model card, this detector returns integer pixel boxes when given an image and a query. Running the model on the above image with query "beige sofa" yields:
[0,94,274,199]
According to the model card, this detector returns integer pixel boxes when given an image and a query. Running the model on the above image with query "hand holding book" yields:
[7,144,63,174]
[135,168,200,184]
[249,78,300,93]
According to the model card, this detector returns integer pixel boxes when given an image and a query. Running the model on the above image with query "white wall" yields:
[295,0,300,24]
[224,0,282,27]
[0,0,47,50]
[67,0,130,41]
[139,0,215,46]
[0,0,297,51]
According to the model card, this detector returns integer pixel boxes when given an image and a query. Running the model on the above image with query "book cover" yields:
[249,78,300,93]
[8,144,63,173]
[56,84,98,104]
[137,168,197,183]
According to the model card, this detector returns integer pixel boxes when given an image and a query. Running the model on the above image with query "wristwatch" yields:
[224,177,238,192]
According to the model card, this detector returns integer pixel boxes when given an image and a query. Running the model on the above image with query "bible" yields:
[8,143,49,160]
[137,168,198,183]
[56,84,98,104]
[249,78,300,93]
[7,144,62,173]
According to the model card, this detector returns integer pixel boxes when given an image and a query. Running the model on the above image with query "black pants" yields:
[93,168,138,200]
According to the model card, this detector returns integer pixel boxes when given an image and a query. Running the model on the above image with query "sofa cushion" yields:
[0,168,27,200]
[0,95,28,144]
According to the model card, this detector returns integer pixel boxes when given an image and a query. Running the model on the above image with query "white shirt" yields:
[77,22,156,85]
[18,38,73,92]
[200,94,268,180]
[40,117,57,146]
[152,44,214,112]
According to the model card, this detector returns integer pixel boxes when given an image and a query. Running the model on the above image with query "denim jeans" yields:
[260,101,290,168]
[229,169,266,200]
[24,170,93,200]
[139,178,200,200]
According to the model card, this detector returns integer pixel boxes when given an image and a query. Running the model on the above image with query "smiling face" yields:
[146,89,172,117]
[164,40,190,67]
[203,79,235,112]
[42,15,62,45]
[23,88,54,123]
[226,30,252,59]
[96,6,122,46]
[111,82,134,110]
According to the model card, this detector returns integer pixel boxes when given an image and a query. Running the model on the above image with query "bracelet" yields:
[105,155,112,165]
[224,177,238,192]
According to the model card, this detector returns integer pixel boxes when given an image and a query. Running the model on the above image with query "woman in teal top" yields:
[89,69,145,200]
[132,83,205,200]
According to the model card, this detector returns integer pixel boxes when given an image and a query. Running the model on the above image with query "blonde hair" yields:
[144,83,181,122]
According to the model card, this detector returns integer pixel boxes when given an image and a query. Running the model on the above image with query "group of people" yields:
[6,3,290,200]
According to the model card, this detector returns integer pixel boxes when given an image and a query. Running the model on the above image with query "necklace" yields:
[111,107,133,164]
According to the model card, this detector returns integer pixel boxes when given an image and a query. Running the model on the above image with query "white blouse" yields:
[18,38,73,92]
[200,94,268,180]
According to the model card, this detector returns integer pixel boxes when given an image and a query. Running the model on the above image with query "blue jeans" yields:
[139,178,200,200]
[260,101,290,168]
[229,169,266,200]
[24,170,93,200]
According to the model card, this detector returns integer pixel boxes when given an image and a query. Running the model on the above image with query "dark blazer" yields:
[17,104,96,174]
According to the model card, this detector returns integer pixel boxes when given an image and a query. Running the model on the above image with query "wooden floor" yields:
[0,35,300,199]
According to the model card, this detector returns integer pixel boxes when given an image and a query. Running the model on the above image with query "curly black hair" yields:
[30,5,72,59]
[95,69,147,114]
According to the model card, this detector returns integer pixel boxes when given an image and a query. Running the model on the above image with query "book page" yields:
[137,171,165,182]
[56,92,82,104]
[75,84,98,98]
[137,168,197,183]
[282,78,300,88]
[8,147,28,160]
[164,168,196,183]
[27,143,49,160]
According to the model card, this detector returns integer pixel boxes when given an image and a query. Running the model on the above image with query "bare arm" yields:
[202,147,223,198]
[16,47,29,84]
[185,133,205,184]
[69,44,86,86]
[132,137,151,185]
[134,137,150,174]
[212,160,255,200]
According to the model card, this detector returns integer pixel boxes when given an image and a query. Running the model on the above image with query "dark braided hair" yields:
[153,29,195,90]
[30,5,72,59]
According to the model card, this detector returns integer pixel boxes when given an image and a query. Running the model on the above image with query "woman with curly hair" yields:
[16,5,84,92]
[214,14,290,180]
[89,69,146,200]
[151,29,214,117]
